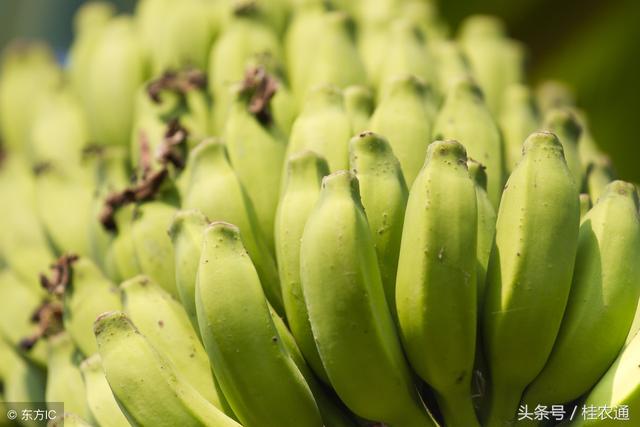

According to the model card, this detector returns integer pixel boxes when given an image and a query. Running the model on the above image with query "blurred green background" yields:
[0,0,638,181]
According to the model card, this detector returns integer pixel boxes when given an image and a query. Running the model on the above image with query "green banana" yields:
[0,41,61,155]
[586,156,615,203]
[94,311,240,427]
[349,132,408,321]
[481,131,579,427]
[274,150,330,383]
[343,85,374,135]
[535,80,575,114]
[0,270,48,367]
[499,84,540,172]
[300,170,436,427]
[396,140,480,427]
[121,275,224,409]
[522,180,640,406]
[179,139,283,315]
[223,70,287,251]
[568,331,640,427]
[83,17,146,147]
[168,209,209,335]
[45,332,91,420]
[129,201,179,298]
[458,15,526,114]
[108,205,142,283]
[62,257,122,356]
[374,19,437,99]
[467,159,497,308]
[579,193,592,220]
[542,108,583,189]
[432,78,505,207]
[285,85,353,173]
[80,354,130,427]
[431,40,472,95]
[196,222,323,427]
[369,74,437,186]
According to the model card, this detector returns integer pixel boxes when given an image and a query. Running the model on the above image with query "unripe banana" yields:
[63,257,122,356]
[542,108,583,188]
[80,354,130,427]
[121,275,224,409]
[0,154,54,289]
[398,0,449,41]
[108,205,142,283]
[375,19,437,99]
[0,336,46,426]
[168,209,209,335]
[0,41,61,154]
[129,202,179,298]
[196,222,323,427]
[522,181,640,406]
[83,17,145,147]
[343,85,374,134]
[179,139,283,314]
[482,132,579,427]
[431,40,472,95]
[349,132,408,320]
[535,80,575,114]
[94,311,241,427]
[45,332,91,420]
[568,331,640,427]
[300,170,436,426]
[586,156,614,204]
[499,84,540,172]
[275,150,330,383]
[291,11,366,101]
[579,193,591,221]
[0,270,48,366]
[467,159,497,308]
[396,140,479,427]
[223,79,287,251]
[369,74,437,186]
[286,85,353,173]
[433,78,505,207]
[458,15,525,114]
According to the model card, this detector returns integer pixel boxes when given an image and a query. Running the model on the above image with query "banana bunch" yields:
[0,1,638,426]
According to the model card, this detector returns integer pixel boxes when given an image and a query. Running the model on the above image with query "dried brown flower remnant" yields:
[146,68,207,104]
[239,66,278,125]
[19,300,64,350]
[40,254,79,296]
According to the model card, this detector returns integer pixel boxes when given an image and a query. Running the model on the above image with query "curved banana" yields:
[94,311,240,427]
[196,222,323,427]
[432,78,505,207]
[542,108,583,188]
[458,15,525,114]
[569,331,640,427]
[431,40,471,95]
[467,159,497,307]
[482,131,579,427]
[349,132,408,320]
[586,156,614,204]
[285,85,352,173]
[45,332,91,420]
[223,74,287,251]
[343,85,374,135]
[300,170,436,427]
[121,275,224,409]
[579,193,592,221]
[129,201,179,298]
[369,74,437,186]
[499,84,540,172]
[168,209,209,335]
[274,150,330,383]
[180,139,283,315]
[396,140,479,427]
[80,354,130,427]
[522,181,640,406]
[63,257,122,356]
